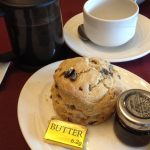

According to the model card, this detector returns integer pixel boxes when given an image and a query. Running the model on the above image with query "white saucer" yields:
[64,13,150,63]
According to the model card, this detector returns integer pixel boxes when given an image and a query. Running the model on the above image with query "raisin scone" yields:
[51,57,124,125]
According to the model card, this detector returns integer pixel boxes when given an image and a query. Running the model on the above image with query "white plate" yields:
[64,13,150,62]
[17,61,150,150]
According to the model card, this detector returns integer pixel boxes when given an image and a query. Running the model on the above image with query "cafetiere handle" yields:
[0,9,4,16]
[0,6,16,62]
[0,2,5,16]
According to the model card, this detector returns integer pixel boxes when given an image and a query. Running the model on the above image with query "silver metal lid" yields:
[117,89,150,132]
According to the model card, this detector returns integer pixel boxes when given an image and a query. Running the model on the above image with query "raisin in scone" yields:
[51,57,124,125]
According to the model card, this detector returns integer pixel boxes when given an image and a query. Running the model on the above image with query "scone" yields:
[51,57,124,125]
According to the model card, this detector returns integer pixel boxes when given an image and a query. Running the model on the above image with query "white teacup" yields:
[83,0,139,47]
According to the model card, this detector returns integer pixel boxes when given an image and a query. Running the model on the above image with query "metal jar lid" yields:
[117,89,150,132]
[0,0,55,7]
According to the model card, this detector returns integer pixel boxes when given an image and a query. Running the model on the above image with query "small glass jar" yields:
[115,89,150,147]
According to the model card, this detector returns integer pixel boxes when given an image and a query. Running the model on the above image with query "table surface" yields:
[0,0,150,150]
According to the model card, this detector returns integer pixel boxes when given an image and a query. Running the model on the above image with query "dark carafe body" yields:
[0,0,64,69]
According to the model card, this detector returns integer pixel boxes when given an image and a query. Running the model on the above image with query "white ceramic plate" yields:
[64,13,150,63]
[17,61,150,150]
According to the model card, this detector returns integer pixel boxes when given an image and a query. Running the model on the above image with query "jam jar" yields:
[115,89,150,147]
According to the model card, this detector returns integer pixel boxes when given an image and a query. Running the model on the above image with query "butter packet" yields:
[44,119,88,150]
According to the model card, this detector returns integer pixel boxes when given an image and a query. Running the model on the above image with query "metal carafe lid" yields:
[0,0,54,7]
[117,89,150,133]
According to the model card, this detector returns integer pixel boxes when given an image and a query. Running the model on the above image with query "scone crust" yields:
[54,57,121,102]
[51,84,120,125]
[51,57,124,125]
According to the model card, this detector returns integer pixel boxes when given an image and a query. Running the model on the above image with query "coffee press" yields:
[0,0,64,70]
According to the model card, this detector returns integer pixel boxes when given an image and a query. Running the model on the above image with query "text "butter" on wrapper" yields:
[44,119,88,150]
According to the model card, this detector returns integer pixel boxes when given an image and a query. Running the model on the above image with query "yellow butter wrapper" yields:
[44,119,88,150]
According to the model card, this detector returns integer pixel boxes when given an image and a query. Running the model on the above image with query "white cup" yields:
[83,0,139,47]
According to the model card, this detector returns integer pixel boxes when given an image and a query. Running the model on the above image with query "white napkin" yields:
[135,0,145,4]
[0,62,10,85]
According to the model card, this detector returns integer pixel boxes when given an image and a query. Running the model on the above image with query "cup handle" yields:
[0,6,16,62]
